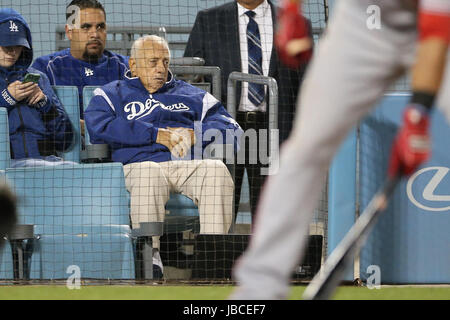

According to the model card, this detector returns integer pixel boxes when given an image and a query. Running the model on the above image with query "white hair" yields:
[130,35,171,60]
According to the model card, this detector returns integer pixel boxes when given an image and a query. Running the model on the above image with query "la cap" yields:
[0,20,30,49]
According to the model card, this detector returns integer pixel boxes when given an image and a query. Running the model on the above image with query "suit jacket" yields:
[184,0,312,143]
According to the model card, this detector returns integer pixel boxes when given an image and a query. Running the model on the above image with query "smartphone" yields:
[22,73,41,84]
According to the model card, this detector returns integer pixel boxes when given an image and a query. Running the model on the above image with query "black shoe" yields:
[152,249,164,279]
[153,264,163,279]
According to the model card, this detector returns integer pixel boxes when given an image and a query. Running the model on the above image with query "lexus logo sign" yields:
[406,166,450,212]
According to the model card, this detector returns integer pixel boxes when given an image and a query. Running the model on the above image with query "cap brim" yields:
[0,34,30,49]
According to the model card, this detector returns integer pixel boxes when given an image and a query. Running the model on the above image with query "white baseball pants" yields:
[231,0,450,299]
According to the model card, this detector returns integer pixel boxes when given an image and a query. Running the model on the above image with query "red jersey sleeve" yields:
[419,0,450,43]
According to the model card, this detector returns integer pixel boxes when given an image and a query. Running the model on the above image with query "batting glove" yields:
[388,104,431,178]
[275,0,313,69]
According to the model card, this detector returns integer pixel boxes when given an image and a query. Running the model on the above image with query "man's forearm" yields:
[412,37,449,94]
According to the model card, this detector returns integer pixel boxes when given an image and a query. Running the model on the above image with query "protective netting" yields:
[0,0,328,284]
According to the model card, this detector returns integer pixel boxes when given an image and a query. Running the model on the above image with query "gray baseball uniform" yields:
[231,0,450,299]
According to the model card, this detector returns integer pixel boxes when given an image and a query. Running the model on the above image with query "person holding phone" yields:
[32,0,129,137]
[0,8,74,167]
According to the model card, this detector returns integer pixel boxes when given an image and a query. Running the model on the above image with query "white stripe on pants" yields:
[123,159,234,249]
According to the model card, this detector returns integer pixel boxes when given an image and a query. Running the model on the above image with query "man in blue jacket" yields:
[85,35,242,277]
[32,0,129,135]
[0,9,73,167]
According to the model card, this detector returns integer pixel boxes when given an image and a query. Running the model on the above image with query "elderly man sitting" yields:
[84,35,242,278]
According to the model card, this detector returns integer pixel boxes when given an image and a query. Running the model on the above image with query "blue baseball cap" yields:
[0,20,30,49]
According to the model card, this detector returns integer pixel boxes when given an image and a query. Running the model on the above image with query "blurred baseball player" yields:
[0,182,16,249]
[231,0,450,299]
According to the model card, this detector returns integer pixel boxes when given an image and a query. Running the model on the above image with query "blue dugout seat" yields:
[0,109,10,170]
[6,163,134,280]
[0,240,13,280]
[52,86,81,163]
[1,87,135,280]
[0,110,12,279]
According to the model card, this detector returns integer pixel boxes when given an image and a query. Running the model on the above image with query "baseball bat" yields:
[302,175,399,300]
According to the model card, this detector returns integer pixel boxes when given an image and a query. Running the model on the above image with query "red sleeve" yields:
[419,1,450,43]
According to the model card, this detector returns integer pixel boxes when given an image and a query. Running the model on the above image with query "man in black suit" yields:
[184,0,312,224]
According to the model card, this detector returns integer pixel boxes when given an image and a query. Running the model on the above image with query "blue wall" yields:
[329,94,450,283]
[358,95,450,283]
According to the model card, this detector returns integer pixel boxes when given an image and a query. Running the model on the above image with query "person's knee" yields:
[202,159,234,188]
[125,161,167,189]
[136,161,164,176]
[201,159,225,168]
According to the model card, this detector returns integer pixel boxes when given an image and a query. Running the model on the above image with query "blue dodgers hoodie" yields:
[0,9,73,159]
[32,48,129,118]
[84,71,242,165]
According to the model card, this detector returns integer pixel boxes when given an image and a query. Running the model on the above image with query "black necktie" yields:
[245,10,264,106]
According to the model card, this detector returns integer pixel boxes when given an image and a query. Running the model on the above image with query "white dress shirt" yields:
[237,0,273,112]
